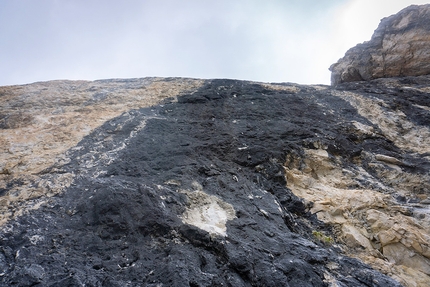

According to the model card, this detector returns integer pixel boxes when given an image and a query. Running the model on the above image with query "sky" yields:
[0,0,429,86]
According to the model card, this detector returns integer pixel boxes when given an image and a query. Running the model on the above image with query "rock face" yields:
[1,6,430,283]
[330,4,430,85]
[1,75,429,286]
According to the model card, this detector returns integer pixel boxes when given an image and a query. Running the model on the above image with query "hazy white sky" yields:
[0,0,428,86]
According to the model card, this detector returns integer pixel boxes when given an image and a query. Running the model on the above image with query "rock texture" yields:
[0,75,429,286]
[330,4,430,85]
[0,78,204,225]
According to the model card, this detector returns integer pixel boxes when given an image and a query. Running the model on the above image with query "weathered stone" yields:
[1,78,419,286]
[0,78,204,225]
[283,75,430,286]
[383,243,430,276]
[180,189,236,236]
[330,4,430,85]
[342,224,373,250]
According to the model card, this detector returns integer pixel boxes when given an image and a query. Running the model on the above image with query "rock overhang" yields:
[330,4,430,85]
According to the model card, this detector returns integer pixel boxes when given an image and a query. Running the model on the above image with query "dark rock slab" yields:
[0,79,409,286]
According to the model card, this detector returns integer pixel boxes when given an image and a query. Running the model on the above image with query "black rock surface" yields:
[2,78,425,286]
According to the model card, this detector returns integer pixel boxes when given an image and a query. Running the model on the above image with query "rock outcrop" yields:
[1,75,429,286]
[330,4,430,85]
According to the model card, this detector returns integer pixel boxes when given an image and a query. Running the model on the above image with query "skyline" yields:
[1,0,429,86]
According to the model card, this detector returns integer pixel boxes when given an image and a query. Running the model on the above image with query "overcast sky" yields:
[0,0,428,86]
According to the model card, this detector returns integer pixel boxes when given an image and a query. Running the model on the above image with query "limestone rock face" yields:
[330,4,430,85]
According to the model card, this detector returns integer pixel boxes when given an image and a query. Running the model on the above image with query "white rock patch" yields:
[181,190,235,237]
